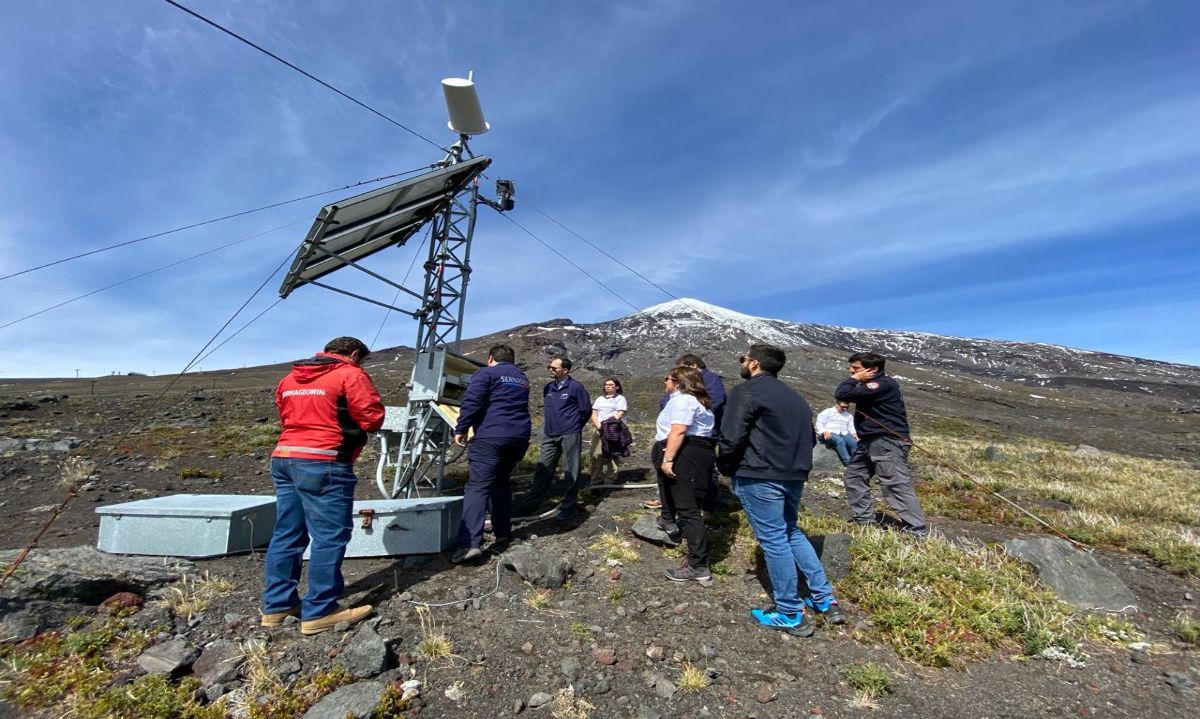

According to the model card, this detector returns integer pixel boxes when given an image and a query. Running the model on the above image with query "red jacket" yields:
[272,353,385,463]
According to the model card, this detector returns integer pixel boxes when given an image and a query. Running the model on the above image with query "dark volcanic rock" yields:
[192,641,243,688]
[137,638,199,675]
[337,624,391,678]
[501,545,573,588]
[1004,537,1137,612]
[631,515,680,547]
[303,681,385,719]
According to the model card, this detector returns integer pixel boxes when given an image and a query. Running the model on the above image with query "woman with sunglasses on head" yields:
[590,377,630,482]
[652,366,716,582]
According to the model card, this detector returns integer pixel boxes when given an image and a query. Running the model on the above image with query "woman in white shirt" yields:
[653,365,716,583]
[589,377,628,481]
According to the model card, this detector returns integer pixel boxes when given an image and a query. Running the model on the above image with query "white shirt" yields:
[592,394,628,423]
[816,407,856,436]
[654,392,715,441]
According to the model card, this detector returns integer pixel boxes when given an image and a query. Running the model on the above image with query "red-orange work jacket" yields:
[271,353,385,463]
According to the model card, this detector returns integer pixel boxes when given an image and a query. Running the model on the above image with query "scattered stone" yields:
[653,676,676,699]
[1185,592,1193,602]
[1128,642,1151,652]
[608,569,621,581]
[527,692,553,708]
[1165,672,1193,692]
[192,641,243,688]
[635,705,661,719]
[593,647,617,666]
[755,683,778,704]
[646,645,665,661]
[593,677,610,694]
[501,545,573,588]
[303,681,385,719]
[98,591,144,616]
[513,698,526,714]
[1003,537,1136,612]
[1072,445,1103,458]
[520,641,534,654]
[560,657,583,681]
[984,446,1011,462]
[631,515,680,547]
[337,624,390,678]
[673,602,689,615]
[136,638,199,676]
[701,643,718,659]
[204,683,227,702]
[400,679,422,702]
[444,682,466,701]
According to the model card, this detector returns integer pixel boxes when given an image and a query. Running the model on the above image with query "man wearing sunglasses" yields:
[517,356,592,521]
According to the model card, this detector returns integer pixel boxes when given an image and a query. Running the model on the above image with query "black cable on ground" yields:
[0,168,431,283]
[160,0,447,154]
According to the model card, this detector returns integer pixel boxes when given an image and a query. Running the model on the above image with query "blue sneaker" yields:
[750,608,814,637]
[804,597,847,625]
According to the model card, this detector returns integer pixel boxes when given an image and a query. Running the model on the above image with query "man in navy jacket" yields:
[834,351,928,536]
[518,356,592,520]
[451,344,531,563]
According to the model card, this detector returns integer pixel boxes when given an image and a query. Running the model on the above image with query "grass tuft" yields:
[161,571,235,621]
[589,532,640,563]
[1171,613,1200,645]
[524,588,553,610]
[677,662,710,692]
[842,662,891,699]
[416,607,454,661]
[551,685,595,719]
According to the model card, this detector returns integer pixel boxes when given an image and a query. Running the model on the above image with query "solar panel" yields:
[278,155,492,298]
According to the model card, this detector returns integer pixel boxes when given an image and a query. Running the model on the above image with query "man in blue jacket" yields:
[451,344,531,563]
[518,356,592,521]
[835,351,928,537]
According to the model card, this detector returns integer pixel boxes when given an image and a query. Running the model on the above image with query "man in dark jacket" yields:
[263,337,384,635]
[518,356,591,521]
[452,344,531,563]
[717,344,845,636]
[834,352,928,536]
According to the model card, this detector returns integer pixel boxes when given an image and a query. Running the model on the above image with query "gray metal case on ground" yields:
[321,497,462,558]
[96,494,276,558]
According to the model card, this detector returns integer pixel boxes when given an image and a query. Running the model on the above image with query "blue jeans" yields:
[262,458,356,620]
[733,476,835,615]
[827,434,859,466]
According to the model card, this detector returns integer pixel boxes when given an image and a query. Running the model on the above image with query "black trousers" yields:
[652,437,715,568]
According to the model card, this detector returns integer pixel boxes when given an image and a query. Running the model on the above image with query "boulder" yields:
[0,546,193,639]
[1071,445,1103,458]
[984,446,1011,462]
[303,681,385,719]
[137,638,199,675]
[501,545,573,588]
[810,445,845,475]
[1004,537,1137,612]
[336,624,391,678]
[630,515,680,547]
[192,641,244,688]
[807,533,853,582]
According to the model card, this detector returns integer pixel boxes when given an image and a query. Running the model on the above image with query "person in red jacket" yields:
[261,337,385,635]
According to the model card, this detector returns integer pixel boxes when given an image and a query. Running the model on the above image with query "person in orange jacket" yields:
[261,337,385,635]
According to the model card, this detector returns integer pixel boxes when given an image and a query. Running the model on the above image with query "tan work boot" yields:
[260,606,300,627]
[300,605,374,636]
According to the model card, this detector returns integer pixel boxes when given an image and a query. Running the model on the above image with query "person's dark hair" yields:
[553,356,573,371]
[747,344,786,374]
[849,351,886,373]
[489,344,515,364]
[324,336,370,359]
[602,377,623,395]
[668,366,712,408]
[676,353,706,369]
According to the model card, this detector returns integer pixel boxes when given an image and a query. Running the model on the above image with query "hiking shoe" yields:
[300,605,373,636]
[260,606,299,627]
[451,546,486,564]
[488,536,513,555]
[642,498,663,510]
[805,597,847,625]
[664,564,712,582]
[901,525,930,539]
[750,608,814,637]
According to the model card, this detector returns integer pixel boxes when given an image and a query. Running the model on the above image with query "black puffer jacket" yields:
[716,373,814,481]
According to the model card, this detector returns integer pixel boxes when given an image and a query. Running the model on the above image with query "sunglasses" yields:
[739,355,755,364]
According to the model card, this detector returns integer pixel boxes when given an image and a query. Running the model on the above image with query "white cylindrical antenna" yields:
[442,76,490,135]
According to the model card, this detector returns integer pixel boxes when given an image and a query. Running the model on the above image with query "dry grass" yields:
[416,607,454,661]
[161,571,235,621]
[61,456,96,490]
[551,686,595,719]
[523,588,553,610]
[589,532,640,563]
[913,436,1200,575]
[677,663,710,692]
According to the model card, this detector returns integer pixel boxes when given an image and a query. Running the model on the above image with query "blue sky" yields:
[2,0,1198,377]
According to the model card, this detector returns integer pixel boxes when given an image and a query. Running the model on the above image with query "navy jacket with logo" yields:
[834,374,910,441]
[454,362,531,441]
[542,376,592,437]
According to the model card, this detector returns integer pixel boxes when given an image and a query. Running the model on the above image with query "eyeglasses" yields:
[663,376,674,382]
[548,365,562,370]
